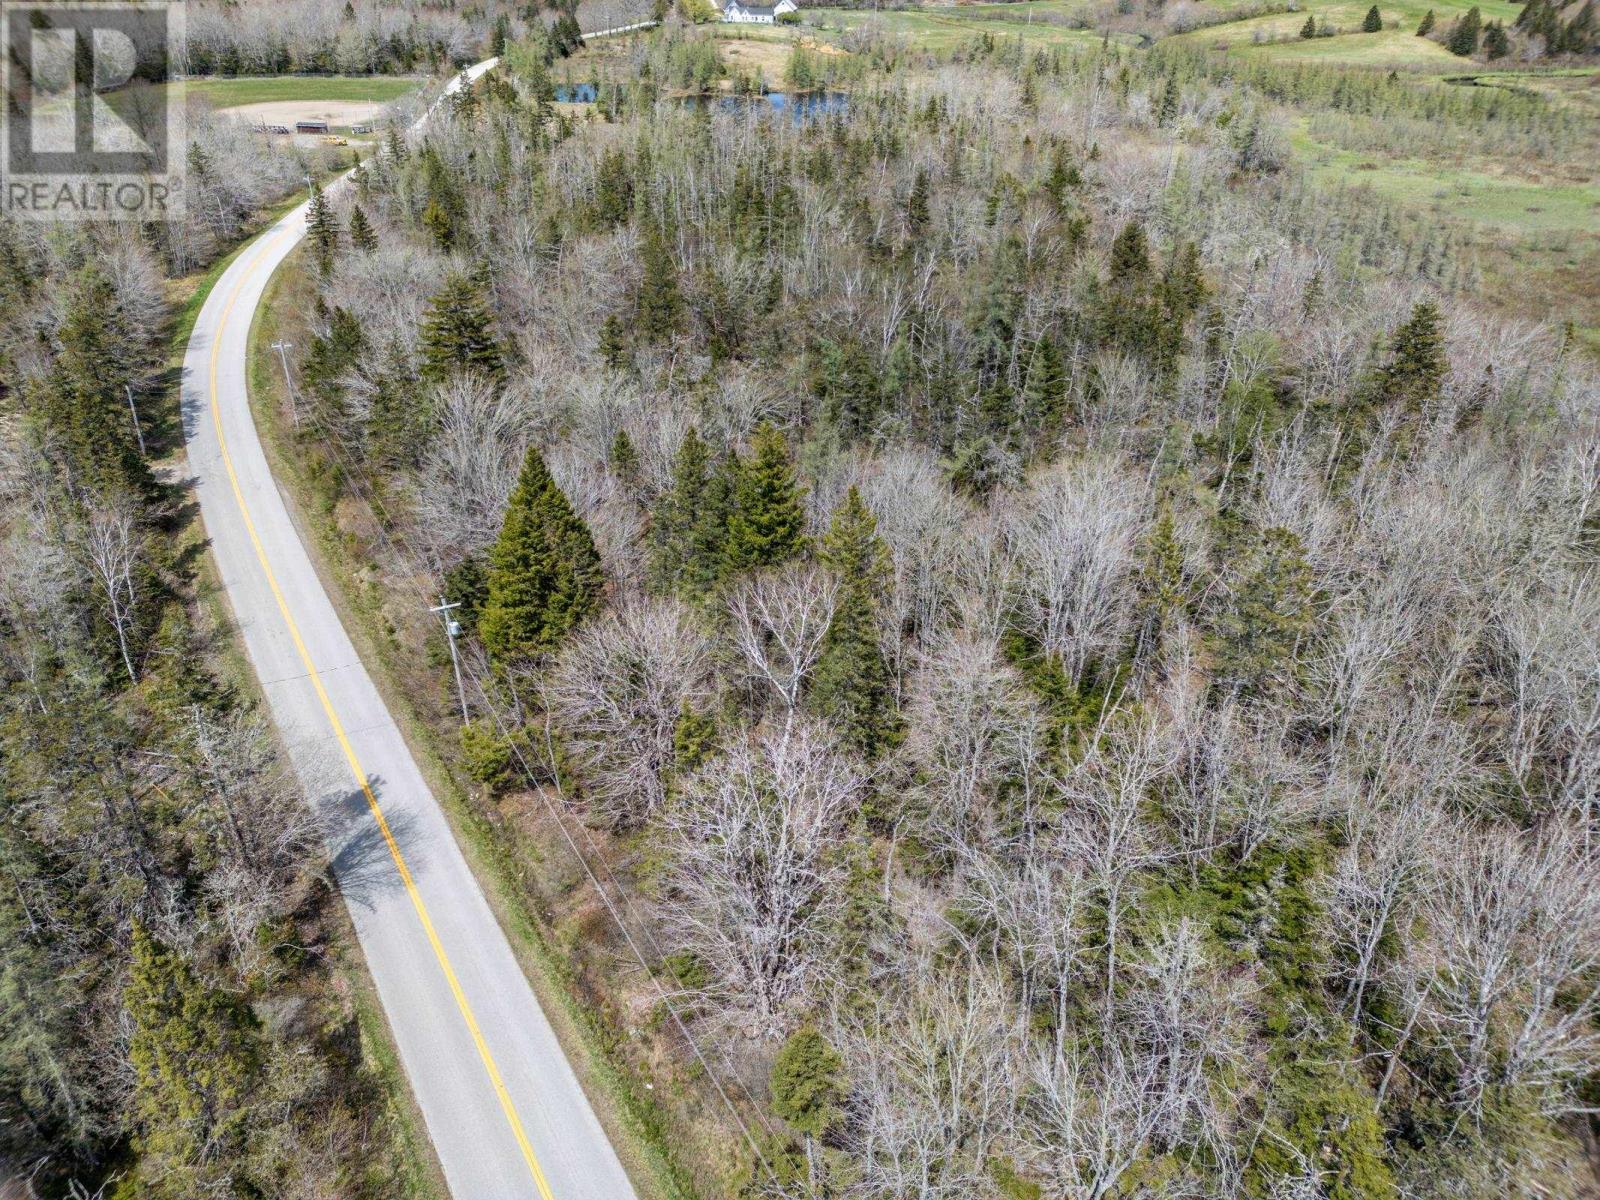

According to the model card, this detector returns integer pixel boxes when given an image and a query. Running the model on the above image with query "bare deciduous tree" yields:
[546,597,712,829]
[726,564,840,713]
[1005,458,1149,688]
[660,721,861,1036]
[79,493,145,684]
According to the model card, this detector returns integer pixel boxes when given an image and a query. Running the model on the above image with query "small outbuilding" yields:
[294,119,330,134]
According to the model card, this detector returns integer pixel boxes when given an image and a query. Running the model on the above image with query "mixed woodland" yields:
[1,2,1598,1198]
[257,20,1600,1200]
[0,98,429,1200]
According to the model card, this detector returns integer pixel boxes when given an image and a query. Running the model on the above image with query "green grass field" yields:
[806,6,1122,50]
[1176,0,1518,64]
[1289,119,1600,235]
[184,76,423,109]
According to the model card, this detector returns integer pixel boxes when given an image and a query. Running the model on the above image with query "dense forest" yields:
[256,20,1600,1200]
[0,103,426,1200]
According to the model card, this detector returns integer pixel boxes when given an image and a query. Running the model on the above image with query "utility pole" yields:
[269,340,299,428]
[124,384,146,456]
[430,598,469,724]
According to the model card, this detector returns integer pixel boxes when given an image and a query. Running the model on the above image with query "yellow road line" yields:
[205,220,556,1200]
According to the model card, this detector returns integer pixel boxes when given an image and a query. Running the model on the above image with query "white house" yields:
[721,0,796,23]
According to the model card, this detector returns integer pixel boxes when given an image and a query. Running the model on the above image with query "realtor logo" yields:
[2,1,185,220]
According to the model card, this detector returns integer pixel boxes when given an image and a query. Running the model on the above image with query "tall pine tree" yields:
[480,448,604,662]
[305,181,339,270]
[1378,300,1447,412]
[812,488,899,756]
[32,265,152,497]
[724,423,807,573]
[419,274,505,384]
[347,203,378,253]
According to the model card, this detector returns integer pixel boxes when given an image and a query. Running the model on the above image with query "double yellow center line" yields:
[205,220,556,1200]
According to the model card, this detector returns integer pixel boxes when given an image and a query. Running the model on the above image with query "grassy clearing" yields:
[1288,119,1600,235]
[1231,27,1481,65]
[186,75,424,108]
[714,27,812,81]
[1177,0,1517,63]
[806,5,1120,50]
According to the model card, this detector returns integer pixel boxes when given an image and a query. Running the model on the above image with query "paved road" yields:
[181,61,639,1200]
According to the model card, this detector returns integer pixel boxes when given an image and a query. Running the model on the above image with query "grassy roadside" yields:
[245,249,706,1200]
[164,189,449,1200]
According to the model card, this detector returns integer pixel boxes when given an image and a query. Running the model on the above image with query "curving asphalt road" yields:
[181,61,639,1200]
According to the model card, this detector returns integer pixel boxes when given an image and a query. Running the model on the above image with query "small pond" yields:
[553,83,849,119]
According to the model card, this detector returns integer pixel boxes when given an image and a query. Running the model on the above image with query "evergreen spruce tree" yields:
[1416,7,1435,33]
[1021,334,1068,445]
[1109,220,1151,284]
[650,427,713,595]
[812,488,899,756]
[419,274,505,384]
[367,338,423,469]
[422,197,454,251]
[480,448,604,662]
[906,167,931,236]
[1161,240,1209,321]
[126,924,261,1198]
[815,337,882,437]
[1447,6,1482,54]
[1301,13,1318,37]
[347,203,378,253]
[385,124,409,163]
[1155,73,1181,126]
[1362,4,1383,31]
[637,224,683,342]
[1134,501,1189,663]
[1482,19,1510,55]
[672,701,718,778]
[610,428,640,493]
[770,1024,845,1193]
[598,313,633,372]
[771,1026,844,1138]
[305,181,339,270]
[1213,526,1314,696]
[31,266,153,497]
[1378,300,1447,412]
[724,423,807,573]
[303,304,367,435]
[593,147,634,229]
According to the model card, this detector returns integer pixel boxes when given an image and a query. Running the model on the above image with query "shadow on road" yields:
[325,774,426,909]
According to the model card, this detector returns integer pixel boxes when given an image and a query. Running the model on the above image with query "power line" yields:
[261,298,780,1183]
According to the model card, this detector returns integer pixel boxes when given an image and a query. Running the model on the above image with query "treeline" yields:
[184,0,483,76]
[1511,0,1599,55]
[182,0,655,78]
[272,30,1598,1200]
[0,231,411,1196]
[1147,40,1589,156]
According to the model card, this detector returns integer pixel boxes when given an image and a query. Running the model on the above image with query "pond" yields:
[688,90,850,119]
[552,83,849,119]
